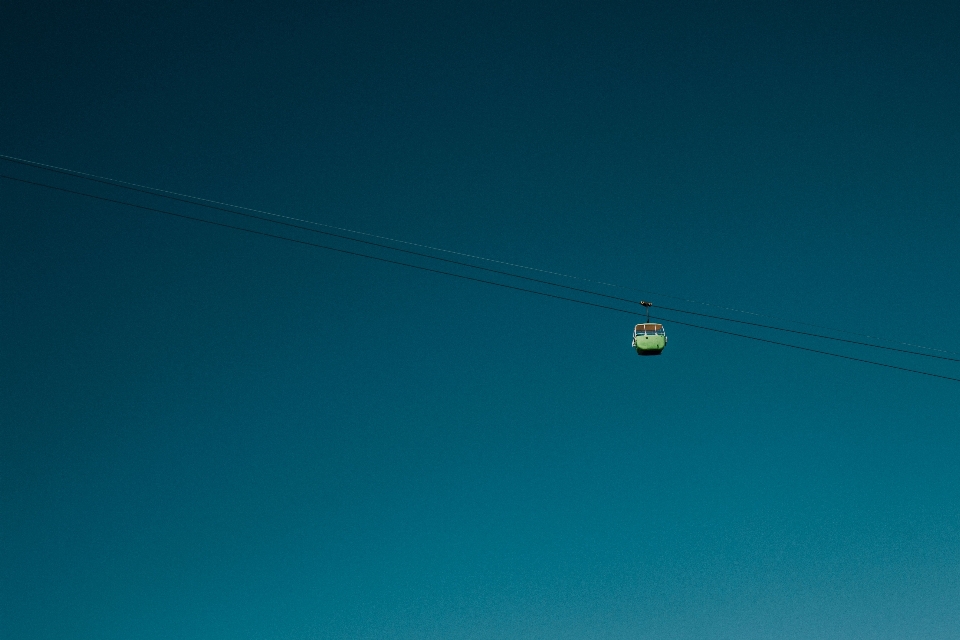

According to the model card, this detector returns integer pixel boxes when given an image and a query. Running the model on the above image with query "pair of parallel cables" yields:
[1,154,957,382]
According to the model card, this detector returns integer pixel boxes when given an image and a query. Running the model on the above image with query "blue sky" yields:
[2,1,960,638]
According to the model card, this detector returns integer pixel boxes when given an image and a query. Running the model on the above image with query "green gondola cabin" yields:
[633,323,666,356]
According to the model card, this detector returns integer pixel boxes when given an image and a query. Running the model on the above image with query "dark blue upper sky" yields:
[3,2,960,639]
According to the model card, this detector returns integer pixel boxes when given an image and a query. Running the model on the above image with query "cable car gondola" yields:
[633,301,667,356]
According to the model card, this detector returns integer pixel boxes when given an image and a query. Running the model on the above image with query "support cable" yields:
[1,153,953,356]
[2,173,958,383]
[2,171,955,364]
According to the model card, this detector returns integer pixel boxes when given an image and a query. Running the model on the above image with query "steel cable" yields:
[2,153,954,356]
[2,173,958,383]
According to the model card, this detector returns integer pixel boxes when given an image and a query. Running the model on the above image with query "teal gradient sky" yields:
[2,2,960,638]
